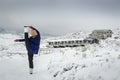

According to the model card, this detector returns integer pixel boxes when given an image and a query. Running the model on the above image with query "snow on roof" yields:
[93,29,112,32]
[47,38,84,42]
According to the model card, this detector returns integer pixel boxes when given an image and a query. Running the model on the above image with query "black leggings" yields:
[24,32,34,69]
[28,51,34,68]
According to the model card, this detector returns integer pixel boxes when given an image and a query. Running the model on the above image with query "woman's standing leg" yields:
[28,52,34,69]
[28,51,34,74]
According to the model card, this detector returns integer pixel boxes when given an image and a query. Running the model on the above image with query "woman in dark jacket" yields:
[14,26,41,74]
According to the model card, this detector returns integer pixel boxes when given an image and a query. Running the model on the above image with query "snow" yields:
[0,54,53,80]
[0,33,53,80]
[0,29,120,80]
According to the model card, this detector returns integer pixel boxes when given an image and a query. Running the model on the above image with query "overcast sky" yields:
[0,0,120,35]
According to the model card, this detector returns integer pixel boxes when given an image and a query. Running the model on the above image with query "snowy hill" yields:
[0,28,120,80]
[57,31,90,39]
[0,33,26,57]
[47,31,90,41]
[46,29,120,80]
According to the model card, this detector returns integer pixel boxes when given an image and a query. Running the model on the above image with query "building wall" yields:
[89,30,113,39]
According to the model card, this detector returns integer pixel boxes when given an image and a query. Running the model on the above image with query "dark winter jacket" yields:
[19,28,41,54]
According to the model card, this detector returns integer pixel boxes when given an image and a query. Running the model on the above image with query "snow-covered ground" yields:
[0,33,53,80]
[0,28,120,80]
[0,54,54,80]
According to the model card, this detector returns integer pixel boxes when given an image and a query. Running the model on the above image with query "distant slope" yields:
[46,28,120,80]
[0,28,6,33]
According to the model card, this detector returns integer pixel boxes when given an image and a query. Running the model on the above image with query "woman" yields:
[14,26,41,74]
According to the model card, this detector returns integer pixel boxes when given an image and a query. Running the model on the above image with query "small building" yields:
[89,29,113,39]
[47,38,99,48]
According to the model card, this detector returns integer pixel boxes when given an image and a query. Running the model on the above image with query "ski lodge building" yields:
[89,29,113,39]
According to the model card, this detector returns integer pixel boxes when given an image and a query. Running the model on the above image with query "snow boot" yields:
[29,68,33,74]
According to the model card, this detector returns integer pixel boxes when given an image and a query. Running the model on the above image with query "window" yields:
[65,41,67,43]
[49,42,52,45]
[55,42,57,44]
[61,41,64,44]
[79,41,82,43]
[88,40,91,43]
[76,41,79,43]
[51,42,53,45]
[58,42,60,44]
[72,41,74,43]
[84,40,86,43]
[68,41,71,44]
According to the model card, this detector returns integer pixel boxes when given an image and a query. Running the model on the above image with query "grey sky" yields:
[0,0,120,35]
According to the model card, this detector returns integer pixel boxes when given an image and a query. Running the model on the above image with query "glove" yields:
[14,39,19,42]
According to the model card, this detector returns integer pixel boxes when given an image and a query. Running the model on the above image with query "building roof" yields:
[93,29,112,32]
[48,38,84,42]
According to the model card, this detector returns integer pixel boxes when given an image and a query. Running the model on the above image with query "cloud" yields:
[0,0,120,35]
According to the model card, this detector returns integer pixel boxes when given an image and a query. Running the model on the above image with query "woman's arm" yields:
[14,39,25,42]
